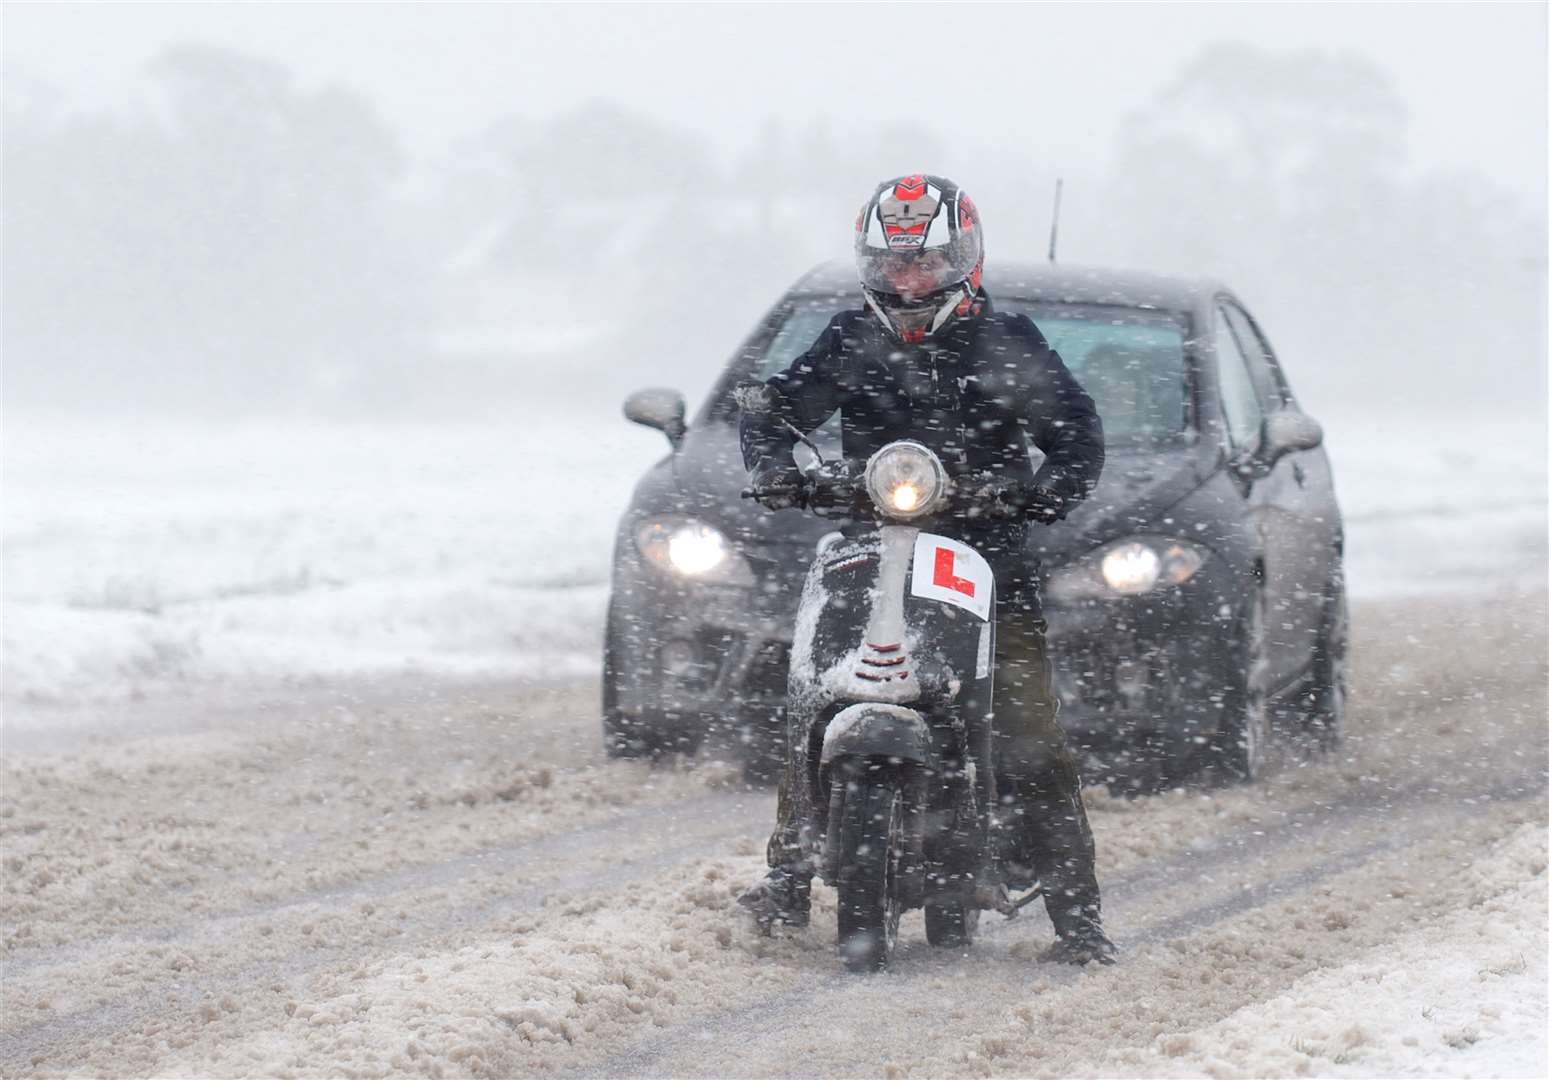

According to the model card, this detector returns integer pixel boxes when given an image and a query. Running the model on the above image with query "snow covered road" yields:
[3,590,1545,1078]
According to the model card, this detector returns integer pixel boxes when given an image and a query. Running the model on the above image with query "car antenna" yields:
[1047,177,1063,265]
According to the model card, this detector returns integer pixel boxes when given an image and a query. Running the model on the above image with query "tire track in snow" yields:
[0,751,1431,1074]
[2,791,761,979]
[1,753,1429,1072]
[574,767,1546,1078]
[0,792,770,1068]
[10,705,1540,1073]
[5,592,1542,1075]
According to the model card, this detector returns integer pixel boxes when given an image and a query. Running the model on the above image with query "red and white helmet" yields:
[855,174,984,344]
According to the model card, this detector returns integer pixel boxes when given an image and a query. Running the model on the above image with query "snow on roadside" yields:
[1106,822,1549,1079]
[2,417,659,705]
[3,577,607,700]
[1330,409,1548,601]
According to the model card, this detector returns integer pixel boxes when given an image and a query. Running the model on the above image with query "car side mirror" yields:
[1261,409,1323,465]
[623,388,687,448]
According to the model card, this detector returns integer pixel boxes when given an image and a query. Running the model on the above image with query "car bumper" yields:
[609,545,1246,768]
[1043,567,1241,766]
[607,548,802,747]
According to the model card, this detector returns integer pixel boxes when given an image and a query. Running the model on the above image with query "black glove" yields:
[1023,484,1070,524]
[959,475,1025,521]
[746,461,806,511]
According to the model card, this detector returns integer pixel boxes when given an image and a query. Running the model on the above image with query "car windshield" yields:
[753,294,853,381]
[723,295,1191,446]
[1003,302,1191,446]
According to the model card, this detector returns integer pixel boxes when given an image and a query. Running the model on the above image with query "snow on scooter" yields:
[743,407,1044,972]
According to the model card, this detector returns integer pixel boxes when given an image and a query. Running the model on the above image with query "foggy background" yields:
[5,2,1545,421]
[3,2,1546,706]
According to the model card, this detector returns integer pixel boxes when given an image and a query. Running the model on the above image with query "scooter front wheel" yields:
[833,762,904,973]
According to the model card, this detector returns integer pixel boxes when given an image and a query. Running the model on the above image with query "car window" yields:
[1002,302,1191,446]
[1214,304,1266,449]
[749,297,846,456]
[756,298,847,380]
[712,295,1192,448]
[1220,302,1288,407]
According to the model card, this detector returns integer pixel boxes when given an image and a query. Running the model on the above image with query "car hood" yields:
[1029,440,1216,565]
[643,422,1215,564]
[647,422,834,554]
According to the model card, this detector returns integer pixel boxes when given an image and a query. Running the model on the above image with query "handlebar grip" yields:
[745,481,809,511]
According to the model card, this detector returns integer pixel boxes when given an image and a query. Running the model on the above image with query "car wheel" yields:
[1303,567,1349,753]
[603,713,658,758]
[924,901,980,948]
[601,607,637,758]
[737,708,786,786]
[602,608,699,760]
[741,747,783,786]
[605,711,702,760]
[1205,585,1270,784]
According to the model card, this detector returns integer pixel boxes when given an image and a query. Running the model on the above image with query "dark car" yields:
[603,260,1346,788]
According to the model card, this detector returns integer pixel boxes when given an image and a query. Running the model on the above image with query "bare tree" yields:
[4,46,427,416]
[1107,43,1544,416]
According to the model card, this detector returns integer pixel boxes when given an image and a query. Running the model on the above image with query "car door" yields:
[1212,301,1293,688]
[1221,302,1339,677]
[1217,299,1326,687]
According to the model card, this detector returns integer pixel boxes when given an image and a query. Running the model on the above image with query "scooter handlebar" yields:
[949,475,1046,522]
[745,467,1054,523]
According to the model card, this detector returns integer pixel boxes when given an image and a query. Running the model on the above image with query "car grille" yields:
[659,629,790,702]
[742,639,790,699]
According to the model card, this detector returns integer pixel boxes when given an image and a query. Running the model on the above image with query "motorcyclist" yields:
[737,174,1115,965]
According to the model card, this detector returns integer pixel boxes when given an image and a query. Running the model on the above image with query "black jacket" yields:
[740,295,1105,505]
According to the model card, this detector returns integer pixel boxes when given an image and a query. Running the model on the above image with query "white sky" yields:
[5,2,1546,204]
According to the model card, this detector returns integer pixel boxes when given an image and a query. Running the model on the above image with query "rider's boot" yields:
[1043,916,1116,965]
[1002,792,1117,964]
[739,728,813,930]
[736,864,812,929]
[1041,876,1116,965]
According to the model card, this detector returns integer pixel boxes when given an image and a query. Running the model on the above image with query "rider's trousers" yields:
[991,606,1103,936]
[763,561,1103,936]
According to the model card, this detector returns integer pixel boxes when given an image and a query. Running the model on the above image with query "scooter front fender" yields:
[820,703,931,768]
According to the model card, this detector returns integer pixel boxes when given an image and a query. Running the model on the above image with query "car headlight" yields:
[1047,538,1206,601]
[634,518,754,585]
[1101,543,1163,594]
[864,441,947,520]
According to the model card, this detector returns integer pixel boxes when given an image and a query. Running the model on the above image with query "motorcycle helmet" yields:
[855,174,984,344]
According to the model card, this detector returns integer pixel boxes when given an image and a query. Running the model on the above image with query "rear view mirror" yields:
[624,387,687,448]
[1262,410,1323,463]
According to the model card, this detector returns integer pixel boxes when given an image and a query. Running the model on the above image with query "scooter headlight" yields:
[864,441,948,521]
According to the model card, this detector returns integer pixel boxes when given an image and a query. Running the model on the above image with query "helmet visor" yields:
[858,249,964,301]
